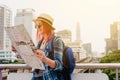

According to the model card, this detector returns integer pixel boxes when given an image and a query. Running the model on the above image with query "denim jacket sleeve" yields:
[53,38,64,71]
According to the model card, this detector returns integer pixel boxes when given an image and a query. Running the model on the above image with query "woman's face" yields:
[36,21,44,34]
[36,21,51,35]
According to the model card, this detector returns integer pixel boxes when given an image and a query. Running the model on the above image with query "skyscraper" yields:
[0,5,12,50]
[76,22,81,42]
[14,8,36,43]
[118,21,120,49]
[105,22,118,53]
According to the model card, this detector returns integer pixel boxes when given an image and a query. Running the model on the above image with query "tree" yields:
[100,50,120,80]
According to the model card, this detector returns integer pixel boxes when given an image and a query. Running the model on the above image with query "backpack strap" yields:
[51,36,55,55]
[48,36,58,60]
[51,36,63,56]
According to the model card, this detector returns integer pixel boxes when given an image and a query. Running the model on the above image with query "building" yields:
[105,22,118,53]
[0,50,17,62]
[14,8,36,44]
[118,21,120,49]
[0,5,12,50]
[76,22,81,42]
[82,43,92,57]
[0,5,17,62]
[56,29,72,43]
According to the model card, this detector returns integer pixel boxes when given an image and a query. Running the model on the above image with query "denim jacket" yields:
[32,36,64,80]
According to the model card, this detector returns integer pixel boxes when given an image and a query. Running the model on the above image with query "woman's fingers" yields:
[34,50,46,61]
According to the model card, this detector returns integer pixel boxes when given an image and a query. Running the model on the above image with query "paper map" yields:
[5,24,45,70]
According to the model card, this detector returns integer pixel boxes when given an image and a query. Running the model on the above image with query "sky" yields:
[1,0,120,53]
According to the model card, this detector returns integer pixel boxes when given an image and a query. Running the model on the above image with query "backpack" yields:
[51,36,76,80]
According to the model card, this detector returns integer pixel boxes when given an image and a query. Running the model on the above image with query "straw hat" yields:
[33,13,55,30]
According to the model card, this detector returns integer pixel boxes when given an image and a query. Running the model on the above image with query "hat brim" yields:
[33,19,55,30]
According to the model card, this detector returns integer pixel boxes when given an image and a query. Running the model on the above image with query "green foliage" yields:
[0,59,24,64]
[100,50,120,63]
[100,50,120,80]
[0,59,9,64]
[10,60,25,64]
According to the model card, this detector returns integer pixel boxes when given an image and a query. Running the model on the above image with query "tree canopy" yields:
[100,50,120,80]
[100,50,120,63]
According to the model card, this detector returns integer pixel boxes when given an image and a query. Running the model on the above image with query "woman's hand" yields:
[34,50,46,62]
[34,49,56,68]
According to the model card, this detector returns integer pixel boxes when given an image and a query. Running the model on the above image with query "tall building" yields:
[0,5,12,50]
[14,8,36,43]
[105,22,118,53]
[82,43,92,57]
[118,21,120,49]
[76,22,81,42]
[0,5,17,61]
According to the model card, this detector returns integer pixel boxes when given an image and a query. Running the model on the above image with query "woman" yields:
[32,13,64,80]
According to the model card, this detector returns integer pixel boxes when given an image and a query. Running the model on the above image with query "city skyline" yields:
[1,0,120,53]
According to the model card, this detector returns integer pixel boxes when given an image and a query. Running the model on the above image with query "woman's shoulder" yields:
[53,36,64,46]
[53,36,63,42]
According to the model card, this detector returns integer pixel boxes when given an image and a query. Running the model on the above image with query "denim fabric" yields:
[32,36,64,80]
[31,76,43,80]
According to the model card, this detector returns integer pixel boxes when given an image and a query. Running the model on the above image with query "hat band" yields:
[38,17,53,25]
